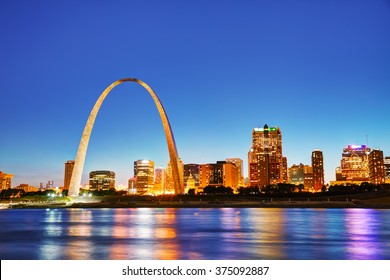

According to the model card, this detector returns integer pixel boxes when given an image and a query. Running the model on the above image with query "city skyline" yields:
[1,0,389,187]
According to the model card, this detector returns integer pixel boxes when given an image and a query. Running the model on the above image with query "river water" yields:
[0,208,389,260]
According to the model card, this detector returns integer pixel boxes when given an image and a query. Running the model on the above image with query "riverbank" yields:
[3,194,390,209]
[0,193,390,209]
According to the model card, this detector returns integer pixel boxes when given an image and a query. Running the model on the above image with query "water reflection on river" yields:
[0,208,389,260]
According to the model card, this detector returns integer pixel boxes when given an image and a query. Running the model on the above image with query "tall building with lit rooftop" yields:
[248,124,287,188]
[134,160,154,195]
[336,145,370,183]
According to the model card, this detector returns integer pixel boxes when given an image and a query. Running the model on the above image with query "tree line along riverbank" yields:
[2,191,390,209]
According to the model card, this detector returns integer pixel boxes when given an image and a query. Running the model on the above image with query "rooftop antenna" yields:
[366,134,368,147]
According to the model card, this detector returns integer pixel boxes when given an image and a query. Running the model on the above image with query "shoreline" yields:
[3,200,390,209]
[3,193,390,210]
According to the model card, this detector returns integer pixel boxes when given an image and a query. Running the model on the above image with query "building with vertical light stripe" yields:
[312,150,324,192]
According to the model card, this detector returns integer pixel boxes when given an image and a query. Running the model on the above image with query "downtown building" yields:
[333,145,370,185]
[288,164,305,185]
[384,156,390,183]
[0,171,13,190]
[165,158,184,194]
[248,124,287,188]
[288,163,314,191]
[199,161,239,192]
[154,166,166,195]
[15,184,39,193]
[183,164,200,189]
[368,149,385,185]
[312,150,324,192]
[128,177,137,194]
[89,170,115,191]
[134,159,154,195]
[63,160,75,190]
[226,158,245,187]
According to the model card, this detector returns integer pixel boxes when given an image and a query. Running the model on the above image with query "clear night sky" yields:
[1,0,389,187]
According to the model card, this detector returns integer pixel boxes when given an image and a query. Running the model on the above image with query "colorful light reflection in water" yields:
[0,208,389,260]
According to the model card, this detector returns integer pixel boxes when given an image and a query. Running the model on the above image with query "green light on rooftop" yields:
[253,127,278,132]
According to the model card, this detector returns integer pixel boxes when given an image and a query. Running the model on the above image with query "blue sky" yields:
[1,0,389,187]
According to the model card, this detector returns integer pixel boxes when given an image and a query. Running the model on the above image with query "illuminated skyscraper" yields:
[336,145,370,182]
[89,170,115,191]
[304,165,314,191]
[312,150,324,192]
[368,149,385,185]
[134,160,154,195]
[0,171,13,190]
[248,124,286,188]
[199,161,239,192]
[282,157,288,182]
[154,166,165,195]
[385,157,390,180]
[199,164,213,191]
[226,158,244,187]
[64,160,75,190]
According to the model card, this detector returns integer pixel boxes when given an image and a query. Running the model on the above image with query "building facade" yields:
[199,161,239,192]
[248,124,286,188]
[134,160,154,195]
[89,170,115,191]
[312,150,324,192]
[165,158,184,194]
[384,156,390,180]
[288,164,313,191]
[304,165,314,191]
[185,173,196,193]
[226,158,244,187]
[0,171,13,191]
[183,164,200,187]
[15,184,39,193]
[128,177,137,194]
[154,166,166,195]
[288,164,305,185]
[336,145,370,183]
[368,149,385,185]
[64,160,75,190]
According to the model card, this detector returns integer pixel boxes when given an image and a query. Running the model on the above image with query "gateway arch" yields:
[68,78,183,196]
